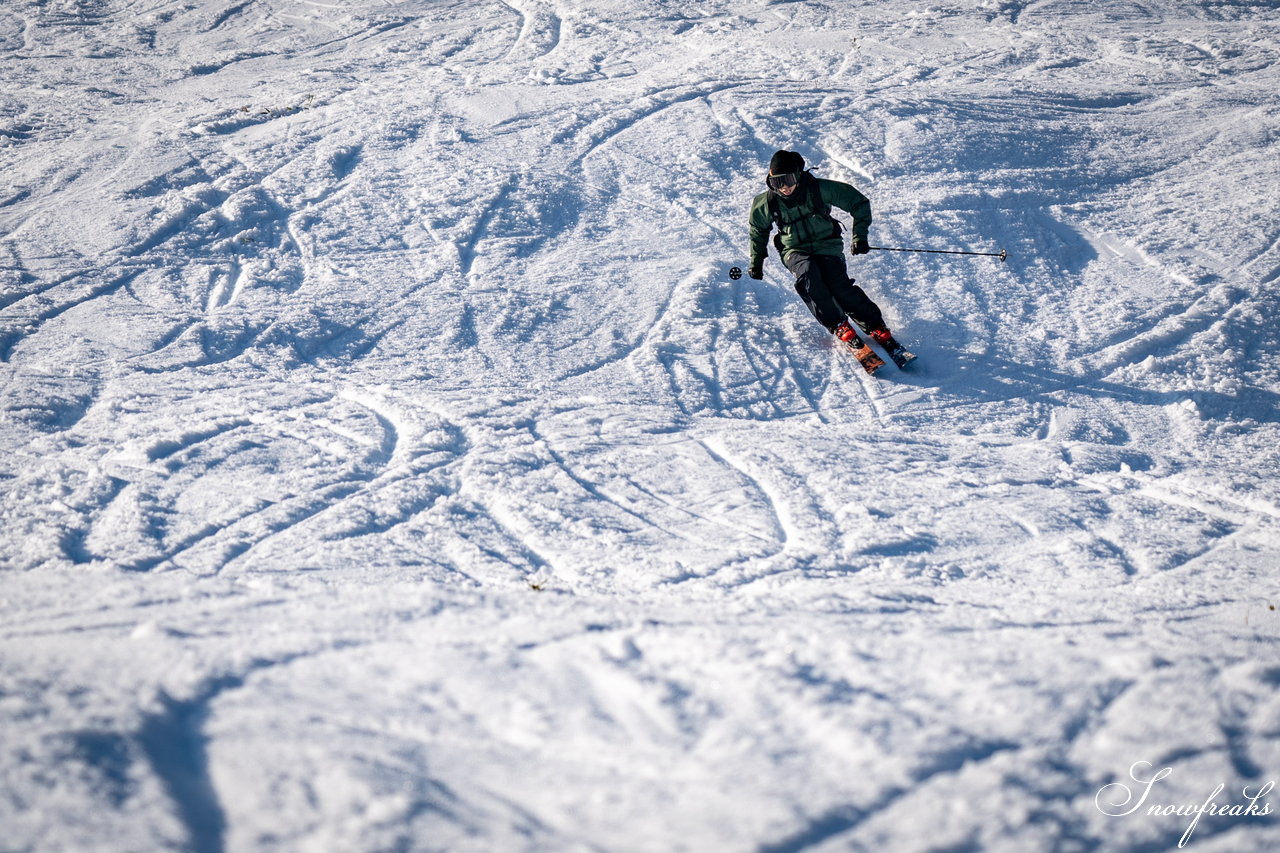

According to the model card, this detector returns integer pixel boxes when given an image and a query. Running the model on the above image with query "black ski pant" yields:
[783,252,886,333]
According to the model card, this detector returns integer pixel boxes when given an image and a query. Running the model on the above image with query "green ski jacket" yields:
[748,175,872,268]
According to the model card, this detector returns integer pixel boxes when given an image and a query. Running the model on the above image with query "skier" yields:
[746,150,912,370]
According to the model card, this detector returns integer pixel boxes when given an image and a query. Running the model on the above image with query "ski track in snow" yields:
[3,1,1280,851]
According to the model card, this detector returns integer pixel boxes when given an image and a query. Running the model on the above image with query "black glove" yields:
[748,263,764,280]
[851,238,870,255]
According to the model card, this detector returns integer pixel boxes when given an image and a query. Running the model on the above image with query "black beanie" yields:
[769,150,805,175]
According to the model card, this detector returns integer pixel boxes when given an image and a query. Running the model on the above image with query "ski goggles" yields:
[767,172,799,191]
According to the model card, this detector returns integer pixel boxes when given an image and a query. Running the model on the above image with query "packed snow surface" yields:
[4,0,1280,850]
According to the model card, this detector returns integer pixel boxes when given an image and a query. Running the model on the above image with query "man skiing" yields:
[747,150,913,371]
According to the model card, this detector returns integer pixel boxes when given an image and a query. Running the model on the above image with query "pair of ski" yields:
[837,324,916,376]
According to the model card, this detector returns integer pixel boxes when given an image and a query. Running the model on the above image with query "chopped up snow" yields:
[3,1,1280,851]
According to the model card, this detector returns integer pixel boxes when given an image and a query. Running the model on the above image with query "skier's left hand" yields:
[851,238,870,255]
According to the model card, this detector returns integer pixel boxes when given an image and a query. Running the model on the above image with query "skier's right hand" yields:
[748,263,763,280]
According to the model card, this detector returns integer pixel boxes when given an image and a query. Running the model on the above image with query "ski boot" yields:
[833,321,885,375]
[867,326,917,370]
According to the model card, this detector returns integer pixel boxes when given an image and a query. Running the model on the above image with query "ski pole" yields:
[869,245,1008,262]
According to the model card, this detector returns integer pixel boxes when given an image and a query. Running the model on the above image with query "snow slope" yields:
[3,0,1280,850]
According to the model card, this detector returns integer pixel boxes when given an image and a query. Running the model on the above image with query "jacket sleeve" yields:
[822,180,872,242]
[748,193,773,268]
